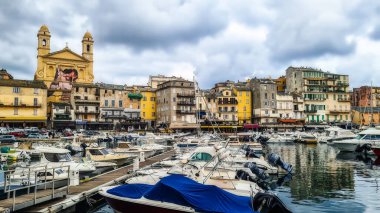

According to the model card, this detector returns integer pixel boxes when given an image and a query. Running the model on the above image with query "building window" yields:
[13,87,20,93]
[42,39,46,46]
[272,93,275,99]
[239,91,242,96]
[87,44,90,52]
[34,98,38,106]
[111,100,115,107]
[150,97,155,101]
[143,104,146,109]
[105,100,108,107]
[14,97,19,106]
[246,99,249,104]
[119,100,123,107]
[173,97,176,102]
[152,104,154,109]
[143,112,146,117]
[152,112,155,116]
[143,97,147,101]
[14,108,18,115]
[85,88,88,93]
[265,93,268,99]
[34,88,39,94]
[76,87,79,92]
[34,109,37,116]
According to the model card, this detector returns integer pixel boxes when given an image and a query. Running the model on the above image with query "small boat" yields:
[319,127,357,143]
[85,147,135,167]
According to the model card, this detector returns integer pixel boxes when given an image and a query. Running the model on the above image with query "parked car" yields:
[39,133,49,139]
[8,131,27,138]
[0,135,16,143]
[27,133,41,138]
[0,127,9,135]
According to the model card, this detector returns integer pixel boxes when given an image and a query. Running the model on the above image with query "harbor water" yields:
[94,143,380,213]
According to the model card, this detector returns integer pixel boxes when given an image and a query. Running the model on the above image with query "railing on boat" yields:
[2,165,71,211]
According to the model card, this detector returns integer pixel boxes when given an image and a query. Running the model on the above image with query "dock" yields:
[0,149,176,213]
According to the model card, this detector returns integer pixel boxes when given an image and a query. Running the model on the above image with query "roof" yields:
[0,79,47,89]
[83,31,93,39]
[73,82,99,88]
[39,25,49,32]
[43,48,88,61]
[0,69,13,79]
[96,82,124,90]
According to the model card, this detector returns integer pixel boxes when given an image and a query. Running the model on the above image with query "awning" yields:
[278,119,299,123]
[243,124,260,129]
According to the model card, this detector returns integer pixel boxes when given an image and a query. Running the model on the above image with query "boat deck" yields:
[1,149,176,213]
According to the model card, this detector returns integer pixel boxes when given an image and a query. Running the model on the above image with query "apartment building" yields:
[0,70,48,128]
[352,86,380,107]
[251,78,279,124]
[286,66,351,123]
[156,80,198,129]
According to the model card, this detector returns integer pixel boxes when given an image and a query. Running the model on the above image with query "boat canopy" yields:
[107,174,256,213]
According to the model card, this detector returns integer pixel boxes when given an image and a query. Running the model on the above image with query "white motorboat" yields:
[329,127,380,152]
[266,132,296,143]
[319,126,357,143]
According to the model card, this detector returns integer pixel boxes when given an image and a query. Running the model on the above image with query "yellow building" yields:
[0,70,48,128]
[139,87,157,128]
[275,76,286,92]
[233,87,252,124]
[34,25,94,103]
[351,107,380,126]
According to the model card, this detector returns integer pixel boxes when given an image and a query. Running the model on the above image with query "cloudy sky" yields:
[1,0,380,88]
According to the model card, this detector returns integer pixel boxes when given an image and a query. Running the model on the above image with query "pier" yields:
[0,149,175,213]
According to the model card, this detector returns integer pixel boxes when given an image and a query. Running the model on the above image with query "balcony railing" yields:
[176,92,195,97]
[75,110,100,114]
[218,110,237,113]
[0,102,42,108]
[337,98,350,102]
[74,99,100,104]
[218,100,238,105]
[176,110,196,114]
[329,109,350,113]
[304,109,318,113]
[177,101,195,106]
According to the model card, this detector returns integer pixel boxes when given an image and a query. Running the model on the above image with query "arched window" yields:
[42,39,46,46]
[87,44,90,52]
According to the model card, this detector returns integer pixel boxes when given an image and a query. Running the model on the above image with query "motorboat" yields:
[294,132,318,144]
[319,127,357,143]
[100,174,291,213]
[330,128,380,152]
[266,132,296,143]
[24,146,96,179]
[113,143,153,162]
[85,147,135,167]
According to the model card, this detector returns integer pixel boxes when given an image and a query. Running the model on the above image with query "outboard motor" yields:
[355,144,371,153]
[252,192,292,213]
[246,149,260,158]
[244,162,269,181]
[80,143,88,157]
[268,153,293,173]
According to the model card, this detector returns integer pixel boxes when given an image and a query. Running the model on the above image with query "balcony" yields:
[337,98,350,102]
[304,109,318,113]
[218,110,237,113]
[177,101,195,106]
[54,115,72,121]
[75,110,100,114]
[0,102,42,108]
[218,100,238,105]
[176,110,195,114]
[329,109,350,113]
[74,99,100,105]
[177,92,195,98]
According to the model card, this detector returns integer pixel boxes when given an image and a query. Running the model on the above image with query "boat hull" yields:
[372,147,380,157]
[104,196,192,213]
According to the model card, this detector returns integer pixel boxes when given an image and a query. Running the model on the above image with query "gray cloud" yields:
[0,0,379,89]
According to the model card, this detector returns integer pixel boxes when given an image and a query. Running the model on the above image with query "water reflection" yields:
[267,144,355,201]
[266,144,380,213]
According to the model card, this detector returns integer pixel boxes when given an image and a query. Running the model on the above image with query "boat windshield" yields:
[45,153,72,162]
[360,134,380,140]
[189,152,213,161]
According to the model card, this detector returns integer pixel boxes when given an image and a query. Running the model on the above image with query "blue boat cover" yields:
[108,174,256,213]
[107,183,153,199]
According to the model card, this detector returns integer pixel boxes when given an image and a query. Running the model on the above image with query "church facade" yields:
[34,25,95,129]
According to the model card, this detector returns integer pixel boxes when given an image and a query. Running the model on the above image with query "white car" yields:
[0,127,9,134]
